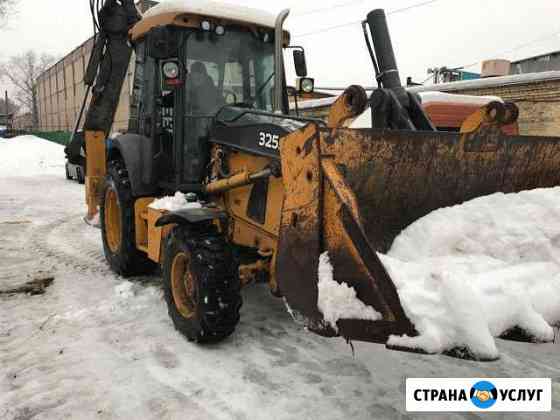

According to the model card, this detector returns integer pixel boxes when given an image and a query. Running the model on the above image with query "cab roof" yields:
[131,0,286,40]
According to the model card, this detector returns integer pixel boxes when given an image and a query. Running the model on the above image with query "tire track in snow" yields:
[29,215,110,275]
[0,218,45,287]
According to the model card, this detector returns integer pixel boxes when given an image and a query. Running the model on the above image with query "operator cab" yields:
[128,3,313,192]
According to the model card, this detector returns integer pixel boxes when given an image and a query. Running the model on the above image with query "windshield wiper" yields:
[254,72,275,100]
[238,72,274,109]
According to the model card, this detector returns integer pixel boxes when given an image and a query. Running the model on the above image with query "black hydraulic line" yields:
[69,85,92,145]
[361,20,381,88]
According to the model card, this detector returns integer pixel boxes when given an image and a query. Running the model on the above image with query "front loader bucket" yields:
[276,120,560,345]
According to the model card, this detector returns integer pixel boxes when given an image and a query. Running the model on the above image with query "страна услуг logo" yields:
[470,381,498,409]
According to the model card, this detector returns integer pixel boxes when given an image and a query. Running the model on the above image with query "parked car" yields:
[64,131,86,183]
[64,131,117,183]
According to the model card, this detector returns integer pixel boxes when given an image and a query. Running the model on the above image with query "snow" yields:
[149,191,203,212]
[379,188,560,359]
[0,135,65,177]
[114,281,137,299]
[2,135,560,418]
[419,91,502,106]
[291,96,337,110]
[317,253,382,330]
[143,0,279,29]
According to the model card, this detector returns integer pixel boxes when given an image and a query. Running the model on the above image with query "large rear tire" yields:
[163,226,242,343]
[100,160,155,276]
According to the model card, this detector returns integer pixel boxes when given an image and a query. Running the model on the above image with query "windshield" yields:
[185,28,275,115]
[178,27,276,184]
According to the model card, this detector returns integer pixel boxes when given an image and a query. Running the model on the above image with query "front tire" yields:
[100,160,155,276]
[163,226,242,343]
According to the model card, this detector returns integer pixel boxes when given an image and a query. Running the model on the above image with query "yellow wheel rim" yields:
[104,187,122,253]
[171,252,197,319]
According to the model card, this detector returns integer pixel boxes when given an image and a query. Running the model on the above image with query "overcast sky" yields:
[0,0,559,95]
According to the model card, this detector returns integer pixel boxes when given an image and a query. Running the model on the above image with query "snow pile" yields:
[320,188,560,359]
[0,135,65,177]
[381,256,559,359]
[149,191,203,212]
[317,253,382,330]
[143,0,277,29]
[381,188,560,359]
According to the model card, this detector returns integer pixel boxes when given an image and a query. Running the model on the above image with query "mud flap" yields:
[276,120,560,347]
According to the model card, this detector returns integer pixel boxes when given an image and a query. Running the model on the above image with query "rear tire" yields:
[100,160,155,276]
[163,226,242,343]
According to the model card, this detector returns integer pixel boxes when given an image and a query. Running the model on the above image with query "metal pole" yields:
[69,85,91,145]
[273,9,290,113]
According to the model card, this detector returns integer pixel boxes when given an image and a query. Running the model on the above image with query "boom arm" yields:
[80,0,140,220]
[84,0,140,132]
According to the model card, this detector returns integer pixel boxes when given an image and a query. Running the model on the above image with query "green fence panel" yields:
[32,131,72,146]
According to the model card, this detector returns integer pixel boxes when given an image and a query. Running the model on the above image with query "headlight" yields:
[162,61,179,79]
[298,77,315,94]
[201,20,211,31]
[215,25,225,36]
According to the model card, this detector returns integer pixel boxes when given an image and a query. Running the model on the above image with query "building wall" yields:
[36,35,133,133]
[439,80,560,137]
[12,112,33,130]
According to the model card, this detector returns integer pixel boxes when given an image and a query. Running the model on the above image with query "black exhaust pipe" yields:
[366,9,408,105]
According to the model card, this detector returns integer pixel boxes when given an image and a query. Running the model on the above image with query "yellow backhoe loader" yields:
[76,0,560,357]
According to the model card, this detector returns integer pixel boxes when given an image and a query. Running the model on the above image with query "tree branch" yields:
[0,49,56,128]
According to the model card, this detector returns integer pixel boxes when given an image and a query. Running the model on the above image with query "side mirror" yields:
[147,26,179,59]
[293,50,308,77]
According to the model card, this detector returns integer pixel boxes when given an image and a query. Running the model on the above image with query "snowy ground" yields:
[1,136,560,420]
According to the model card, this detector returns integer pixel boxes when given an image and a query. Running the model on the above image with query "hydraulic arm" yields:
[78,0,140,221]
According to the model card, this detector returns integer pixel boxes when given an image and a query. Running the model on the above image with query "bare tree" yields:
[0,0,17,27]
[0,94,19,115]
[0,51,56,129]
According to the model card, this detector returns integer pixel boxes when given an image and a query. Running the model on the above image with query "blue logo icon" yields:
[470,381,498,409]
